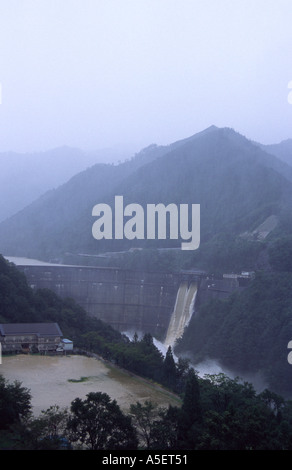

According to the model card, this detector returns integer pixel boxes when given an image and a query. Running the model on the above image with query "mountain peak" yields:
[203,125,219,132]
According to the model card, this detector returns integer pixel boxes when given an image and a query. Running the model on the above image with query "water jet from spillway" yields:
[164,281,197,348]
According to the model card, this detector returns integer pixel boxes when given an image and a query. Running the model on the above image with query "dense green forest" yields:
[171,210,292,399]
[176,269,292,398]
[2,255,292,450]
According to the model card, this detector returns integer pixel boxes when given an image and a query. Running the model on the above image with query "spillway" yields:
[164,281,197,348]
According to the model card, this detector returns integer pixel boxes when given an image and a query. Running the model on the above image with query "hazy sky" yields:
[1,0,292,154]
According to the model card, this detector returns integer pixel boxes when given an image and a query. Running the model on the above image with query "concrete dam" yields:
[7,257,250,345]
[9,258,204,341]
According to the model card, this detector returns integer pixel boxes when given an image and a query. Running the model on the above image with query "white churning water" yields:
[164,281,198,348]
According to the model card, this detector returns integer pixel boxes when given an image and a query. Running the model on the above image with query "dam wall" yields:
[10,257,248,342]
[16,262,193,337]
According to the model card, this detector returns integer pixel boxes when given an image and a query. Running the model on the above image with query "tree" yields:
[10,405,71,450]
[178,368,202,449]
[129,400,160,449]
[151,405,181,450]
[175,356,191,393]
[0,375,31,430]
[29,405,70,449]
[67,392,137,450]
[181,368,202,425]
[258,389,285,416]
[162,346,177,390]
[133,332,139,343]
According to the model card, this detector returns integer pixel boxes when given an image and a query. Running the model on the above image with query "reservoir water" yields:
[0,354,181,416]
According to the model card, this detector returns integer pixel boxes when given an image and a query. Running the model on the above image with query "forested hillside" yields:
[176,269,292,398]
[2,256,292,450]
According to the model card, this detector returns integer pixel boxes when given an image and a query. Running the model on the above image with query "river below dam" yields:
[0,354,181,416]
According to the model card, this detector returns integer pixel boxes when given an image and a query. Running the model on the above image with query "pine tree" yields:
[162,346,177,390]
[178,368,202,449]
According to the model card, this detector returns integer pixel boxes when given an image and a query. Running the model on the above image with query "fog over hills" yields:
[0,126,292,263]
[0,145,135,223]
[261,139,292,168]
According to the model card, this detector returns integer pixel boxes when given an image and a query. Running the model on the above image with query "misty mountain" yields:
[0,145,134,223]
[0,126,292,262]
[261,139,292,168]
[0,133,207,225]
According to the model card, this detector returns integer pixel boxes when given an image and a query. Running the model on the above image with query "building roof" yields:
[0,323,63,337]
